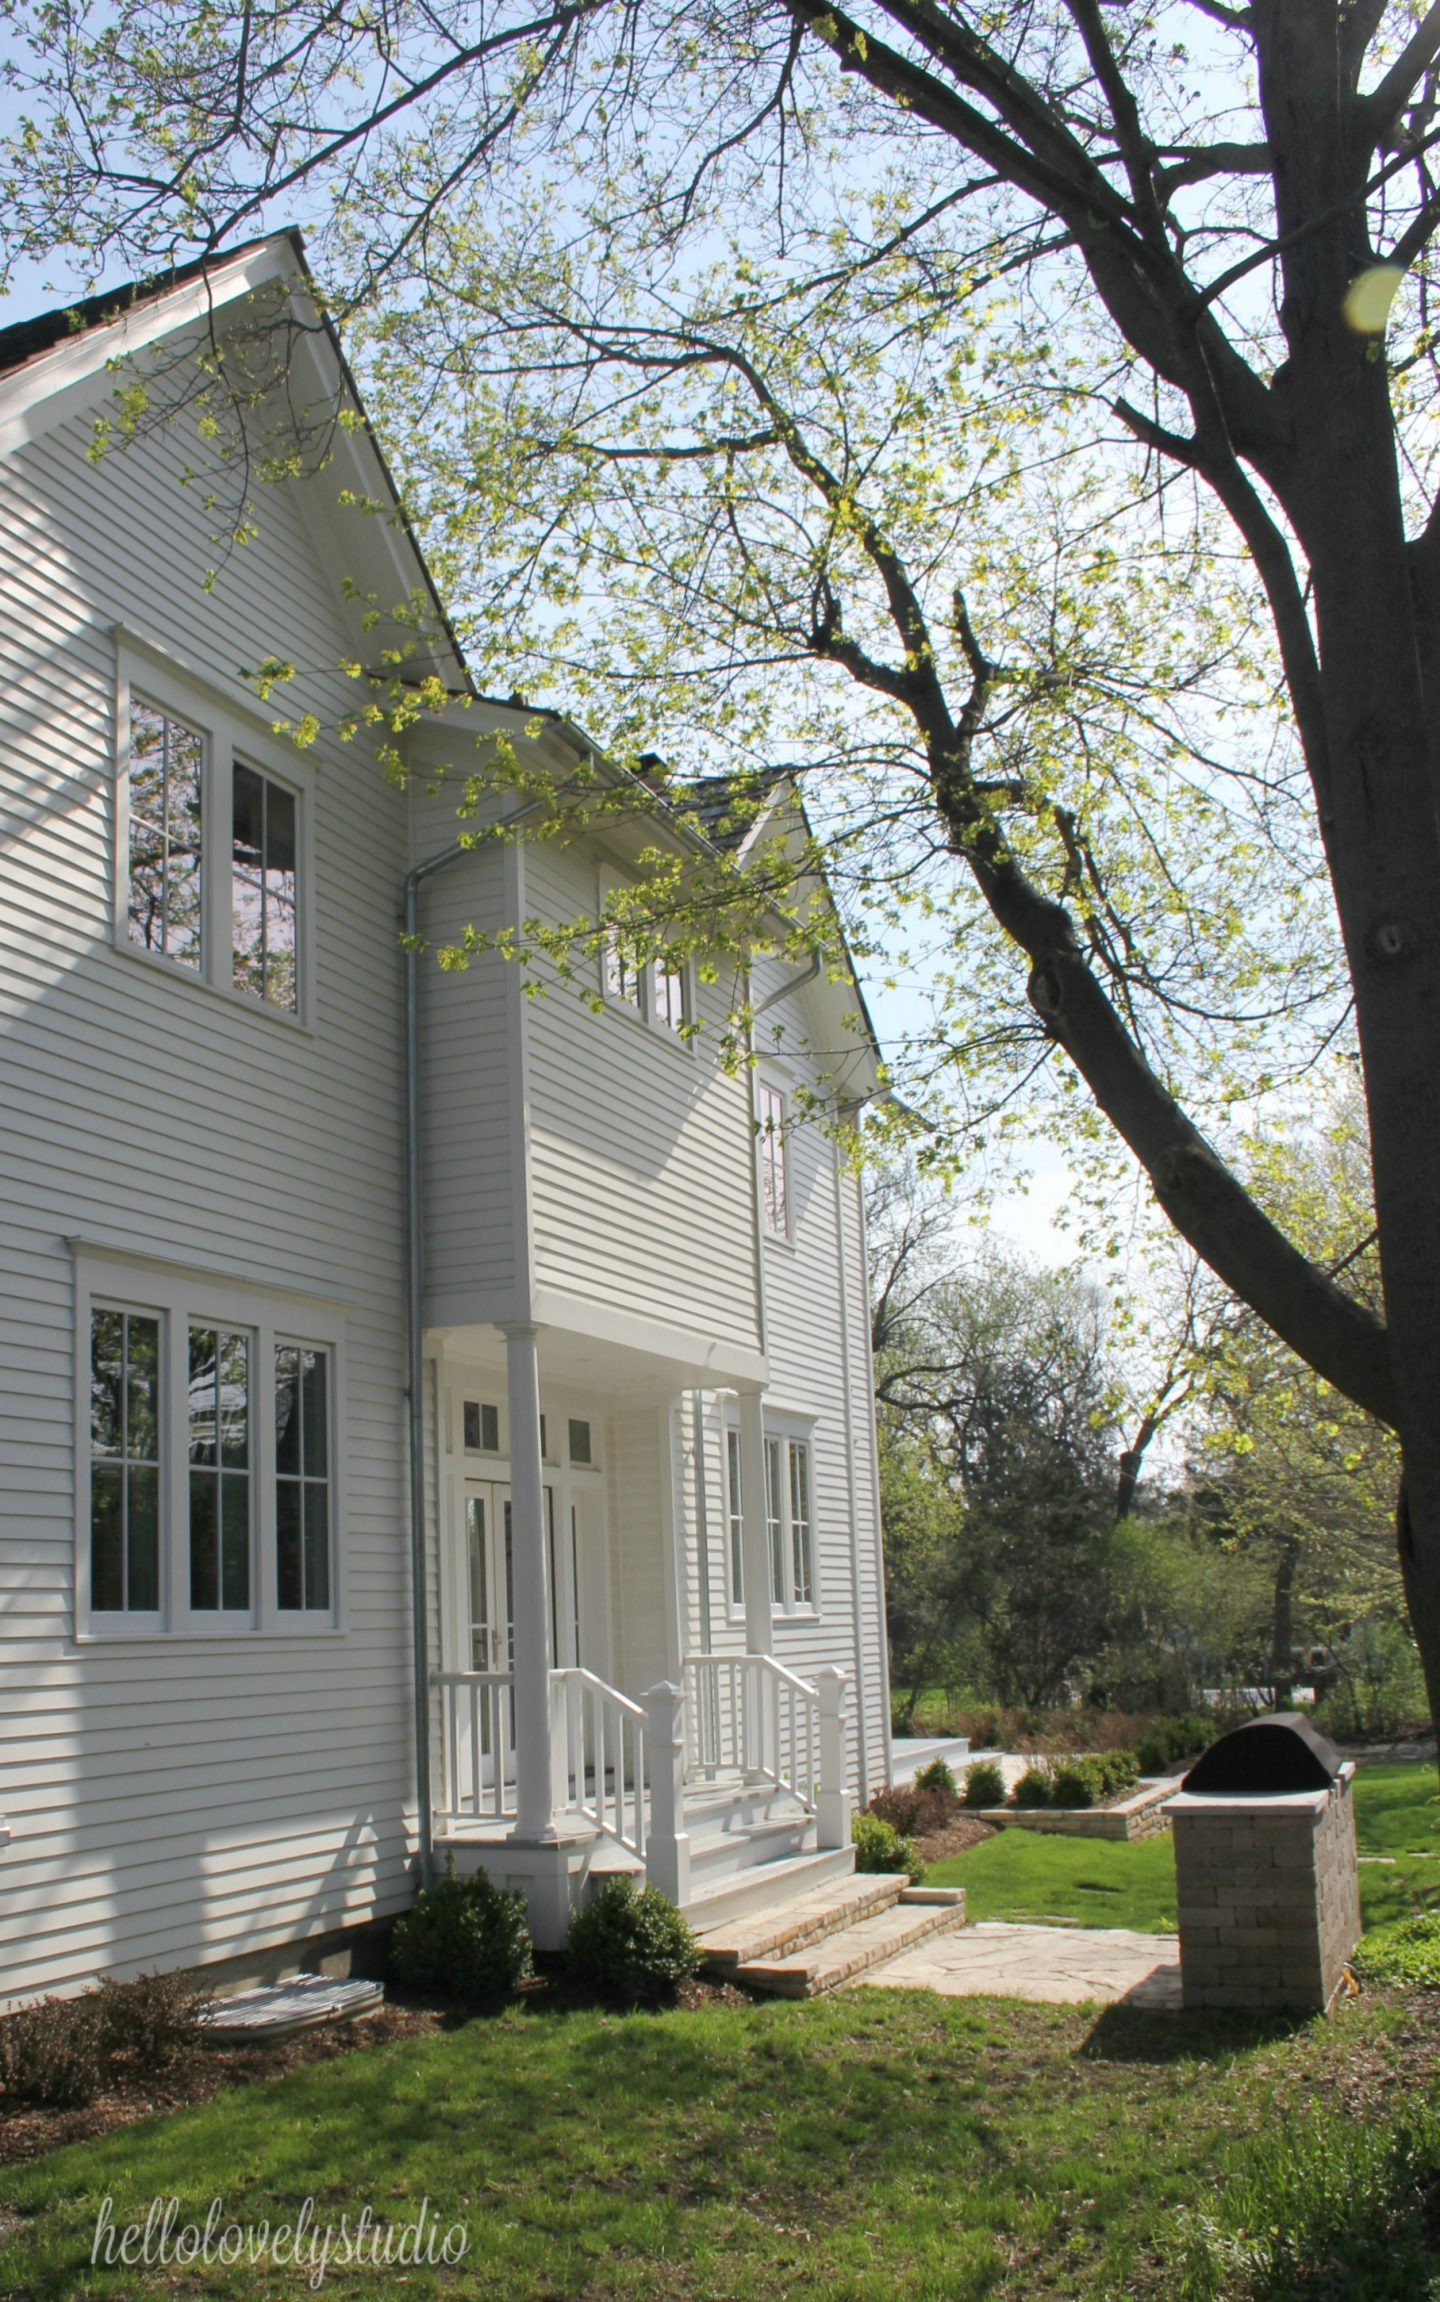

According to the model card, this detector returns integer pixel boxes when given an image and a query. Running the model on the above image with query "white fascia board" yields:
[0,239,297,461]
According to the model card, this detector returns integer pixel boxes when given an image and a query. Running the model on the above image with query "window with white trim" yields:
[725,1426,745,1608]
[724,1419,816,1616]
[598,870,691,1038]
[759,1083,788,1234]
[118,653,310,1021]
[78,1254,344,1635]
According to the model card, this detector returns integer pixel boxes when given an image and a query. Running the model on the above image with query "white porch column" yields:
[504,1323,555,1839]
[737,1388,773,1659]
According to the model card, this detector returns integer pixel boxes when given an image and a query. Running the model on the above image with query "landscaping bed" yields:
[973,1780,1172,1842]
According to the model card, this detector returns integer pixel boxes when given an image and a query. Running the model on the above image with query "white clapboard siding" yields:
[0,371,421,2000]
[520,839,762,1359]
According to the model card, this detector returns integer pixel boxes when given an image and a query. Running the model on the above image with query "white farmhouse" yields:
[0,232,891,1997]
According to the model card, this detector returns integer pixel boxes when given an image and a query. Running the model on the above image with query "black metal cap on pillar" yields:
[1182,1712,1343,1797]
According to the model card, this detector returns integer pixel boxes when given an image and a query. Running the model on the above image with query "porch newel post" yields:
[504,1323,555,1839]
[645,1681,691,1907]
[816,1666,853,1851]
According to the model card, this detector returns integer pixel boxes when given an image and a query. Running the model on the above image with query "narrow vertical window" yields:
[233,763,299,1011]
[568,1418,592,1466]
[760,1085,788,1234]
[603,926,644,1010]
[726,1427,745,1607]
[788,1441,814,1608]
[653,960,687,1033]
[764,1435,784,1606]
[276,1344,331,1611]
[127,699,203,969]
[188,1326,252,1612]
[90,1309,161,1613]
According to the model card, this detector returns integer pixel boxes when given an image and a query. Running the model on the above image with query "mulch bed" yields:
[0,1968,753,2167]
[913,1814,997,1863]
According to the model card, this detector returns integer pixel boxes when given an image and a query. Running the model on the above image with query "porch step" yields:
[695,1870,910,1971]
[680,1846,856,1933]
[729,1893,969,2000]
[689,1814,813,1875]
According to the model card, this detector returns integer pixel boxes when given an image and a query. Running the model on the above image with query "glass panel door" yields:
[463,1482,516,1791]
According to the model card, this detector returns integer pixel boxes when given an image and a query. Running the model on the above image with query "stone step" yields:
[695,1870,908,1970]
[680,1847,855,1933]
[731,1892,968,1999]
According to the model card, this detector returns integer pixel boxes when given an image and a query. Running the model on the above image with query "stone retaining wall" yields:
[976,1781,1172,1841]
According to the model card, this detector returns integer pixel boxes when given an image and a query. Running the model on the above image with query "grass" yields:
[925,1759,1440,1936]
[1,1987,1436,2300]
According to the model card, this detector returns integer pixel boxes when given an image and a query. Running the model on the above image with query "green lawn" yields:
[0,1988,1432,2300]
[924,1760,1440,1933]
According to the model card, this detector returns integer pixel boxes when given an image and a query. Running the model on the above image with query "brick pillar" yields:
[1163,1765,1361,2013]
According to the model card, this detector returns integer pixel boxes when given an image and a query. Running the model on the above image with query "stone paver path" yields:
[858,1919,1183,2007]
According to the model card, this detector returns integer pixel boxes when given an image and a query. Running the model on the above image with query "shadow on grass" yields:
[1079,1999,1306,2066]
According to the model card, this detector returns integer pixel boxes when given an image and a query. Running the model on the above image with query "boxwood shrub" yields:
[962,1759,1006,1808]
[1011,1765,1055,1809]
[390,1860,534,1999]
[851,1811,923,1883]
[566,1877,702,2005]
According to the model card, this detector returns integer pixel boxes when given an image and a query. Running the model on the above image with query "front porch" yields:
[432,1652,855,1945]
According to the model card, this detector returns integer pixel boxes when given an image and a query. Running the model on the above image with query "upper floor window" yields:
[759,1084,789,1234]
[232,764,299,1012]
[118,652,310,1022]
[127,701,204,971]
[598,871,691,1040]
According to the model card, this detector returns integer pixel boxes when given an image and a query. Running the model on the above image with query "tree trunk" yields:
[1270,1535,1299,1707]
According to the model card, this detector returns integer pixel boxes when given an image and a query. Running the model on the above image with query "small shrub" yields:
[852,1811,923,1883]
[1051,1759,1099,1809]
[1355,1910,1440,1990]
[962,1760,1006,1809]
[0,1995,104,2109]
[566,1878,701,2005]
[1011,1765,1055,1809]
[93,1971,202,2079]
[867,1784,954,1837]
[1135,1714,1216,1776]
[390,1859,534,1998]
[911,1757,958,1800]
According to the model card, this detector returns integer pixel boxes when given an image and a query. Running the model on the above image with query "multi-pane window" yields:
[188,1326,252,1611]
[759,1085,788,1233]
[726,1427,745,1607]
[764,1436,785,1607]
[727,1423,815,1615]
[652,961,688,1034]
[603,928,644,1011]
[463,1400,500,1453]
[275,1345,331,1611]
[788,1441,814,1608]
[89,1309,161,1613]
[232,764,299,1011]
[127,699,204,969]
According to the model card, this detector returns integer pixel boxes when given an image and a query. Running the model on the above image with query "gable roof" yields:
[0,235,885,1096]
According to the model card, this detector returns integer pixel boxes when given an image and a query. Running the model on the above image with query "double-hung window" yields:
[723,1420,816,1617]
[77,1249,344,1636]
[117,640,311,1022]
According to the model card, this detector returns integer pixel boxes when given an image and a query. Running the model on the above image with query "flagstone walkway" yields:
[859,1919,1184,2007]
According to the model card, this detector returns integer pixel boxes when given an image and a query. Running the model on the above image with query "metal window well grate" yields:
[1181,1712,1342,1796]
[197,1974,384,2045]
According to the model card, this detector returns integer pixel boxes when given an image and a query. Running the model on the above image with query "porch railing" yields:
[683,1652,825,1814]
[433,1670,517,1822]
[552,1668,648,1859]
